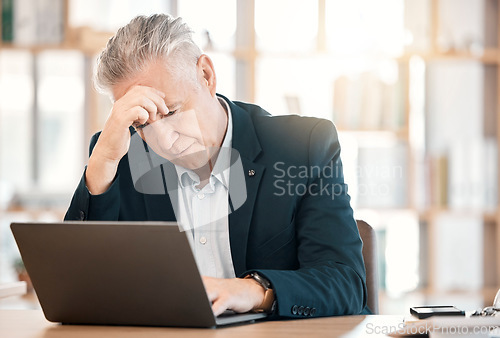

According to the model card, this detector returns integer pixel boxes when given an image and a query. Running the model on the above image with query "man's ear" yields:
[197,54,217,96]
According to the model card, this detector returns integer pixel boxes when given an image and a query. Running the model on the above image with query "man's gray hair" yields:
[94,14,202,96]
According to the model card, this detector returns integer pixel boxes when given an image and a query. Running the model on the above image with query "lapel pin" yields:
[248,169,255,177]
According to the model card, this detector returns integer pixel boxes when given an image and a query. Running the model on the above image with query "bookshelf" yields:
[0,0,109,290]
[406,0,500,299]
[329,0,500,304]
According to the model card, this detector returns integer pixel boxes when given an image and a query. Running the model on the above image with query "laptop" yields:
[10,221,267,328]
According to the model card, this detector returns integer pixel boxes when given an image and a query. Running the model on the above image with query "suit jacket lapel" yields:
[223,95,265,276]
[229,158,265,276]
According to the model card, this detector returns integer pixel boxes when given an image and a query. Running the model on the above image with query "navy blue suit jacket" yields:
[65,94,368,318]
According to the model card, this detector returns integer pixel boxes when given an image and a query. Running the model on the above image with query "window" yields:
[36,51,85,192]
[0,51,34,192]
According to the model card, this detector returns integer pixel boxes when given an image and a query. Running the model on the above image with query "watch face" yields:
[252,273,271,289]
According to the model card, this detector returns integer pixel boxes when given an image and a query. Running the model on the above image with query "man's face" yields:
[111,57,227,170]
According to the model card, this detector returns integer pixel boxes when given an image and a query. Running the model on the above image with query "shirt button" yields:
[197,193,205,199]
[199,236,207,245]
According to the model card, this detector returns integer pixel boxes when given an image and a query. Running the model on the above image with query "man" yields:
[65,14,368,318]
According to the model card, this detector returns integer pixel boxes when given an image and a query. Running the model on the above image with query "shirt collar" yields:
[175,97,233,189]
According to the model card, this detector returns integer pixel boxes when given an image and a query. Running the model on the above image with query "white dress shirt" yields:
[174,98,236,279]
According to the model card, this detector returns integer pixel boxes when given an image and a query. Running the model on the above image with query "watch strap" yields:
[244,273,276,313]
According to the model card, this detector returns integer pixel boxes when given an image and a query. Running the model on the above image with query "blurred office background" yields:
[0,0,499,314]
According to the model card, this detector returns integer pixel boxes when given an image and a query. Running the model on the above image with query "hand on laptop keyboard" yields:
[202,276,265,316]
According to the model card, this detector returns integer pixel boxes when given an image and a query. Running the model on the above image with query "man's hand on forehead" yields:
[120,85,169,128]
[85,85,169,195]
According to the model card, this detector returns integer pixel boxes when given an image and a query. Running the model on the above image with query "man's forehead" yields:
[166,100,183,109]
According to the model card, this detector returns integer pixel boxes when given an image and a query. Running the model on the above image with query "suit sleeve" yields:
[64,133,122,221]
[247,120,368,317]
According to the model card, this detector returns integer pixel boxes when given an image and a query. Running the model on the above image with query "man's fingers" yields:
[131,97,158,123]
[201,276,258,316]
[202,276,228,316]
[120,86,168,124]
[212,298,229,317]
[148,92,169,117]
[132,86,168,117]
[128,106,149,126]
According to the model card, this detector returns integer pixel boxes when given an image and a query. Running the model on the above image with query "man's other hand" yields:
[202,276,265,316]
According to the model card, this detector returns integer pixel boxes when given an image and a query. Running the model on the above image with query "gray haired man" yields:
[66,14,369,318]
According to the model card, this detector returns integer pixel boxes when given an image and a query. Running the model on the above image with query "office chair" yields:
[356,220,379,314]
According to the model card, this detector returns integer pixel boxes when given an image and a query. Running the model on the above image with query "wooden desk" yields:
[0,310,404,337]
